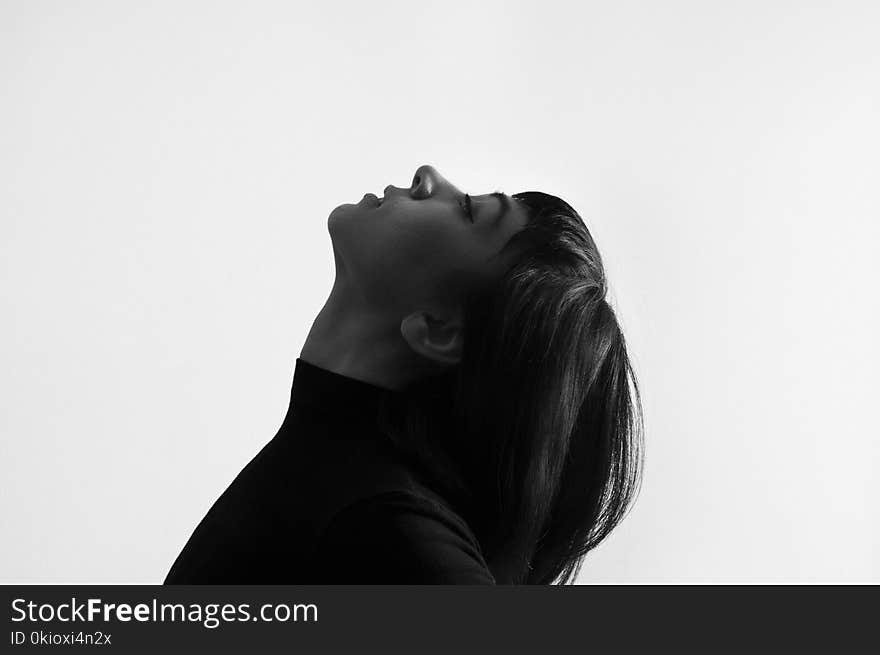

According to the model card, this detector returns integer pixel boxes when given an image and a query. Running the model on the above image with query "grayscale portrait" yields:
[2,1,877,586]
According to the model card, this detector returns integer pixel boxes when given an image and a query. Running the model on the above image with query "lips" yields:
[359,189,387,208]
[379,185,395,206]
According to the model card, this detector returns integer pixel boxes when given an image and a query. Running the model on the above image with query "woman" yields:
[164,164,643,585]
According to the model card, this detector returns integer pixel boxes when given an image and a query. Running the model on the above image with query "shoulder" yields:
[313,490,496,585]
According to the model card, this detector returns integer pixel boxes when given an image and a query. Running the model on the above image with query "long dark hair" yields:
[377,191,644,584]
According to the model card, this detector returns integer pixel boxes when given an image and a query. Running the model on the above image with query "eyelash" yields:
[462,194,474,222]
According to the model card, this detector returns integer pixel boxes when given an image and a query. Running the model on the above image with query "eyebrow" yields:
[488,191,512,228]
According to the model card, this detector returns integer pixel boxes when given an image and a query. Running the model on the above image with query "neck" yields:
[300,276,430,391]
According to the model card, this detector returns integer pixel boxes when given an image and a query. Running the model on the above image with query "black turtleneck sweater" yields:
[164,357,495,584]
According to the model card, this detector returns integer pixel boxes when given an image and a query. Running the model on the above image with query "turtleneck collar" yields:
[285,355,477,519]
[288,356,395,425]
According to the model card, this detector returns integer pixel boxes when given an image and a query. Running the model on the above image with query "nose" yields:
[384,165,449,201]
[410,164,445,199]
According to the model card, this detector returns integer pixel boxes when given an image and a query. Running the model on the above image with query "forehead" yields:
[471,191,527,228]
[479,193,529,243]
[470,193,529,276]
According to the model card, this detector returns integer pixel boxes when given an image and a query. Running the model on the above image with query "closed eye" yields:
[461,194,474,222]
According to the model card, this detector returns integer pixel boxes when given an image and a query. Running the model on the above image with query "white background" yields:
[2,0,877,583]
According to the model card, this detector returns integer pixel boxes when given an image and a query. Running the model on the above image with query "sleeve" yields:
[313,491,496,584]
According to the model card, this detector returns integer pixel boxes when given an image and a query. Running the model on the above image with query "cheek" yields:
[388,220,474,274]
[333,208,482,297]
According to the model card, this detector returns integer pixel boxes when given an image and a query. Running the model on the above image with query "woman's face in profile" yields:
[328,165,528,310]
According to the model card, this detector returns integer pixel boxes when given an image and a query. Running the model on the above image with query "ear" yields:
[400,310,463,366]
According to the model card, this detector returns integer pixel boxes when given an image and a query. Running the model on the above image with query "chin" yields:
[327,202,366,239]
[327,202,351,228]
